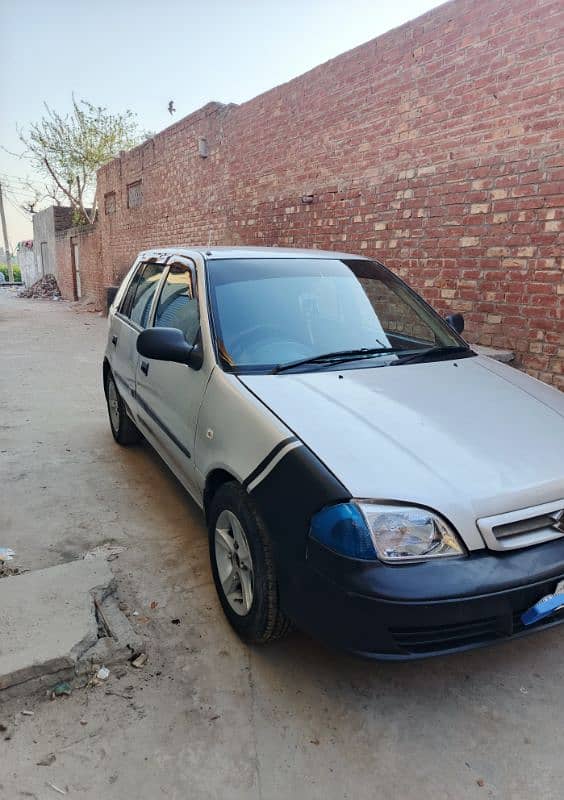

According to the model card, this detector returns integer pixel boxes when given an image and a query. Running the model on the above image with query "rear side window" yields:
[154,262,199,345]
[120,262,164,328]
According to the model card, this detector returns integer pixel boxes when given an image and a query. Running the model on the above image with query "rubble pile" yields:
[0,548,20,578]
[18,274,61,299]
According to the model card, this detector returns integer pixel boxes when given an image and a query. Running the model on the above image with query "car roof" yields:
[136,245,371,262]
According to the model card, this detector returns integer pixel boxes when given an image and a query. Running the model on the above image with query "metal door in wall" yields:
[71,239,81,299]
[40,241,48,276]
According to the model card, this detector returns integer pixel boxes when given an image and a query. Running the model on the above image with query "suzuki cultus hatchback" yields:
[104,247,564,658]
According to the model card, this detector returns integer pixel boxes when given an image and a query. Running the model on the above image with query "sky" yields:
[0,0,446,247]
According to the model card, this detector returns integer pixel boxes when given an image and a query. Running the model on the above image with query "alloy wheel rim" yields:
[214,510,254,616]
[107,378,120,433]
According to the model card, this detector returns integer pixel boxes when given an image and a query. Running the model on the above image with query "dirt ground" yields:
[1,289,563,800]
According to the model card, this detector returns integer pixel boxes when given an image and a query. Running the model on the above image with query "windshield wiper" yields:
[392,344,471,365]
[271,347,401,374]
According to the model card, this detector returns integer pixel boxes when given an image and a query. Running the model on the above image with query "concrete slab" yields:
[0,558,114,693]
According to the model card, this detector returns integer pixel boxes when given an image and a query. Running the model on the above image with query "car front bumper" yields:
[284,537,564,659]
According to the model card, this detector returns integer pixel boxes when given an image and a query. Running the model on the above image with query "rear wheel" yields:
[105,371,141,445]
[208,481,292,643]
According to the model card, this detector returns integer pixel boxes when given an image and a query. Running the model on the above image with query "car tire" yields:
[105,371,141,446]
[208,481,292,644]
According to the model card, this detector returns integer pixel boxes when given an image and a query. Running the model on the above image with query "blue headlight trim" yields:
[309,502,378,560]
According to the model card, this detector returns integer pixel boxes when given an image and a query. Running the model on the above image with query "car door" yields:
[109,259,166,414]
[134,257,211,494]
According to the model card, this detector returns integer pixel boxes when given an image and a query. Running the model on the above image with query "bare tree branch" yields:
[43,157,80,208]
[19,96,143,223]
[75,174,95,225]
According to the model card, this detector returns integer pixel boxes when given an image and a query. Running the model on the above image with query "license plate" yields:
[521,580,564,627]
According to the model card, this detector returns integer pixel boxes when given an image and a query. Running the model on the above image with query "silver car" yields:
[103,246,564,658]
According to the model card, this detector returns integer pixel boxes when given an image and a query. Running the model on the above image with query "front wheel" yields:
[105,371,141,446]
[208,482,291,644]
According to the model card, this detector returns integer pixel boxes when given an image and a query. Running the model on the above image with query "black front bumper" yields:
[283,537,564,659]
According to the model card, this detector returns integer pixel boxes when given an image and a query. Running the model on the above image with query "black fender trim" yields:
[242,436,299,491]
[248,442,351,614]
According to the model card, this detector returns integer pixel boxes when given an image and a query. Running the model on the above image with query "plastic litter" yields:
[0,548,15,562]
[51,681,72,699]
[46,783,67,796]
[97,666,110,681]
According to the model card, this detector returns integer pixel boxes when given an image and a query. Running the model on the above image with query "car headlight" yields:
[357,503,464,562]
[309,501,464,562]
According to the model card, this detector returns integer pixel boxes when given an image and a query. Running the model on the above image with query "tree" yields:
[20,97,146,225]
[19,179,66,217]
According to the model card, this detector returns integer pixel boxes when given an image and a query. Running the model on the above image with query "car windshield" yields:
[206,258,465,373]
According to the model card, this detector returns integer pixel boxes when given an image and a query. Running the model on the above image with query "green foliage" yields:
[20,97,146,224]
[71,208,90,227]
[0,264,22,282]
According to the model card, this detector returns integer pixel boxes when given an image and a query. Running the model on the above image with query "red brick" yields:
[52,0,563,388]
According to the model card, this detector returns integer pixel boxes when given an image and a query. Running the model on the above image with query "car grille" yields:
[477,500,564,552]
[391,618,501,654]
[391,606,564,655]
[494,511,561,538]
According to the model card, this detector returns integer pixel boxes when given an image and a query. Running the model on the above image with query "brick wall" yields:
[55,224,102,302]
[62,0,563,387]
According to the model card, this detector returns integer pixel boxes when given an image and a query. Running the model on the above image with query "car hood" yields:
[240,356,564,550]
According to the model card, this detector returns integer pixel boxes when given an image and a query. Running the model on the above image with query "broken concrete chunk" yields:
[131,653,148,669]
[0,559,114,695]
[1,558,143,697]
[84,543,125,561]
[37,753,57,766]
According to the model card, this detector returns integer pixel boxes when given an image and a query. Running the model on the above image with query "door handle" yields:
[111,335,118,346]
[140,361,149,376]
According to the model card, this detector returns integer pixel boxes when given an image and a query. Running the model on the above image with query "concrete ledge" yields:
[473,344,516,364]
[0,559,117,695]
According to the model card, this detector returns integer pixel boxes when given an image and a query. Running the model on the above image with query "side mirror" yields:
[445,312,464,335]
[136,327,203,369]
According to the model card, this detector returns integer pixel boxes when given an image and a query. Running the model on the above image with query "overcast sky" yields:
[0,0,445,245]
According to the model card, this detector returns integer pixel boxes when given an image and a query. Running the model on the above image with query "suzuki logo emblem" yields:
[551,510,564,533]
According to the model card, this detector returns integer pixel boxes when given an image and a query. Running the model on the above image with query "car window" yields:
[121,262,164,327]
[154,262,200,345]
[207,258,462,372]
[358,278,435,343]
[119,267,143,318]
